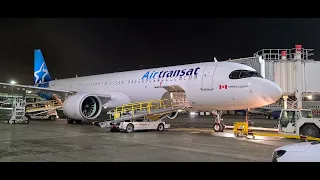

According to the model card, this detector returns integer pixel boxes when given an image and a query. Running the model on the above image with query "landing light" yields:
[10,80,16,85]
[307,95,313,100]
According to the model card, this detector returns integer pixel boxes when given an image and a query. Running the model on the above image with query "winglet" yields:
[214,57,218,62]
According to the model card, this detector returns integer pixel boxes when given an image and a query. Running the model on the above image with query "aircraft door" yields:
[201,65,217,90]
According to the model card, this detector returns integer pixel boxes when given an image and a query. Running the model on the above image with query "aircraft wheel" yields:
[213,123,223,132]
[67,118,74,124]
[75,120,82,124]
[221,123,225,131]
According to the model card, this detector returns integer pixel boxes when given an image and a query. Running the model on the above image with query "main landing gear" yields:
[66,117,83,124]
[212,110,225,132]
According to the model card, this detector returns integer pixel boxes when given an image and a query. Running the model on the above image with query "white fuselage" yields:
[48,61,283,111]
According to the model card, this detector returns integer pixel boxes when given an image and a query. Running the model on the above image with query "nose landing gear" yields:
[212,110,225,132]
[212,109,253,132]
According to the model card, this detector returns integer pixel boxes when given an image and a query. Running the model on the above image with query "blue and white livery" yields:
[0,49,283,125]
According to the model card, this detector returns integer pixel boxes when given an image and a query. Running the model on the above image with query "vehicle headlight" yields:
[276,150,286,157]
[272,150,286,162]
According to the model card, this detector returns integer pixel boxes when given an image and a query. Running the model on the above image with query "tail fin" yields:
[34,49,52,84]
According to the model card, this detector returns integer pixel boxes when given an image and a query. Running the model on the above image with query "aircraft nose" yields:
[266,81,283,102]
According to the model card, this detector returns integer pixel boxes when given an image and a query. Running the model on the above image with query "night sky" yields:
[0,18,318,85]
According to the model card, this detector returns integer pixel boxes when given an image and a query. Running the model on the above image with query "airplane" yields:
[0,49,283,132]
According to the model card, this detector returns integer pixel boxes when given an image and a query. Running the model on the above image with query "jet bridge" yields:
[229,44,319,111]
[254,44,317,109]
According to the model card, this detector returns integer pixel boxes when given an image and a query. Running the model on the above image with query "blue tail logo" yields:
[33,49,55,101]
[34,49,52,84]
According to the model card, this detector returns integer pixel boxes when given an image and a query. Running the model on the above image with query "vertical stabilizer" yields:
[34,49,52,84]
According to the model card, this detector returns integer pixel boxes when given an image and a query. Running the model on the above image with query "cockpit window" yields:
[229,70,241,79]
[229,70,263,79]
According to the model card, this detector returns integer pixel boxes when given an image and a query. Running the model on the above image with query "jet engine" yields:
[63,94,102,121]
[166,111,179,119]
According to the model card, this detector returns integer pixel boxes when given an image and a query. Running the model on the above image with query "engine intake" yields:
[63,94,102,121]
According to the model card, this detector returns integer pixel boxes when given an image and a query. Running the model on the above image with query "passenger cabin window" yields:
[229,70,263,79]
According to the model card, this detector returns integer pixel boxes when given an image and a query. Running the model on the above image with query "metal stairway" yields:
[94,99,182,128]
[6,97,29,124]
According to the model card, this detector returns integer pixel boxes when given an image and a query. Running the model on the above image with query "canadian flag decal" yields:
[219,84,228,89]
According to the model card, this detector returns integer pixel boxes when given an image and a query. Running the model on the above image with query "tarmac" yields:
[0,114,295,162]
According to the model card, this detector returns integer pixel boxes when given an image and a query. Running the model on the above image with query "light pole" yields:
[10,80,16,107]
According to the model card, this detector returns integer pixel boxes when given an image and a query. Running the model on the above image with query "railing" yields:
[253,48,314,61]
[113,99,177,119]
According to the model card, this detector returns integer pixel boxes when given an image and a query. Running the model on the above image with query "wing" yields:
[0,82,75,96]
[0,82,112,104]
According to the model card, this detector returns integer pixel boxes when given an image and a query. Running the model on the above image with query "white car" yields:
[272,141,320,162]
[25,110,58,121]
[119,120,170,133]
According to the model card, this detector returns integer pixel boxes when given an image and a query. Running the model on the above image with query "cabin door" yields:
[201,65,217,90]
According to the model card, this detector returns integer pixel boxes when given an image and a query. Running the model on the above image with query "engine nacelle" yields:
[167,111,179,119]
[63,93,102,121]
